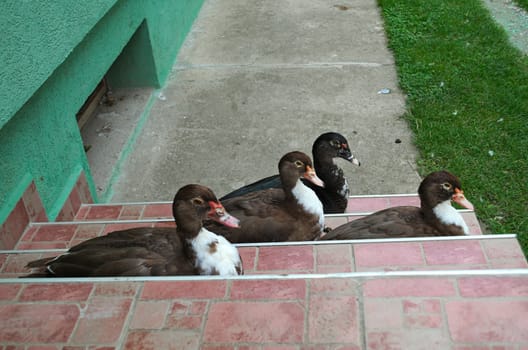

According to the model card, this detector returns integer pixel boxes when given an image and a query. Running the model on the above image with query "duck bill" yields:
[304,166,325,188]
[452,189,474,210]
[338,145,360,166]
[208,201,240,228]
[348,154,361,166]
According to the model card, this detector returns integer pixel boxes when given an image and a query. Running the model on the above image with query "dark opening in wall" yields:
[77,21,157,201]
[76,78,109,131]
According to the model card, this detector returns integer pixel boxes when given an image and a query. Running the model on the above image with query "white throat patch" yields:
[291,179,325,229]
[190,228,242,276]
[432,200,469,234]
[339,177,350,197]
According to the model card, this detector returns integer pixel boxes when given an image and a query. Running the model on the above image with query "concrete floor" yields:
[80,0,527,204]
[86,0,424,203]
[482,0,528,54]
[81,87,153,200]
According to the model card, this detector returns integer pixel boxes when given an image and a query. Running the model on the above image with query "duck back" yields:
[25,227,195,277]
[320,207,441,240]
[220,175,282,201]
[212,188,322,243]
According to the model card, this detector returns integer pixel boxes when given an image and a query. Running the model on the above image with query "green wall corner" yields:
[107,21,160,89]
[0,0,205,224]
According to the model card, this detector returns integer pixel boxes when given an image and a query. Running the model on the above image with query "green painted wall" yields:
[0,0,117,130]
[0,0,204,223]
[107,21,159,88]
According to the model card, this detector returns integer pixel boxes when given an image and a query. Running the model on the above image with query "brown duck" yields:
[320,170,474,240]
[24,185,243,277]
[208,151,325,243]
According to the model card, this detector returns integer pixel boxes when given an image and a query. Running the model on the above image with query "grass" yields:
[376,0,528,254]
[515,0,528,11]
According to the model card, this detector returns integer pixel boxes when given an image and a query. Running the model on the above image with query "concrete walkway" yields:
[109,0,421,202]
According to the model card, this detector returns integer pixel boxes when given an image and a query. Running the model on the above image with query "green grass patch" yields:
[377,0,528,254]
[514,0,528,11]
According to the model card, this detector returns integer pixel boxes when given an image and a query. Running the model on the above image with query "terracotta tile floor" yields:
[1,275,528,349]
[1,195,527,349]
[73,195,422,221]
[2,233,525,278]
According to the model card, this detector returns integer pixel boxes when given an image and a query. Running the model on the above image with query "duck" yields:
[320,170,474,240]
[220,132,360,213]
[24,185,243,277]
[207,151,325,243]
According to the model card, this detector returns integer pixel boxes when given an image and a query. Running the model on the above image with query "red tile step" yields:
[71,194,482,235]
[11,207,482,251]
[2,233,526,278]
[74,201,173,221]
[73,194,422,221]
[0,272,527,349]
[1,197,526,348]
[1,194,524,348]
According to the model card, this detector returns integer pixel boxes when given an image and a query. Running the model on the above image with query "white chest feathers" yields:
[332,167,349,198]
[291,179,325,229]
[339,177,350,198]
[189,228,242,276]
[433,200,469,234]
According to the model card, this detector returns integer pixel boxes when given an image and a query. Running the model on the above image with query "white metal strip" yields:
[81,201,172,207]
[27,209,475,226]
[325,209,474,218]
[74,194,418,208]
[348,193,418,198]
[3,268,528,284]
[29,218,174,226]
[0,234,518,255]
[233,233,517,247]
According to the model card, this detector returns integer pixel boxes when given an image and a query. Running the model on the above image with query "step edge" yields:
[32,209,476,225]
[78,193,421,207]
[1,234,519,255]
[3,267,528,284]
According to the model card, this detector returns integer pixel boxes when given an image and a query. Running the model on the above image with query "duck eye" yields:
[441,183,452,191]
[330,140,341,148]
[294,160,304,168]
[191,198,204,206]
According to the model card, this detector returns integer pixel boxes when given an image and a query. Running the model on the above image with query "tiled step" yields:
[12,208,483,251]
[0,194,500,279]
[1,196,526,348]
[2,234,526,279]
[73,194,423,221]
[1,271,527,349]
[71,194,483,234]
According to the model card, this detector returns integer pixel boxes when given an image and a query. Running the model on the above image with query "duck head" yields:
[418,171,474,210]
[313,132,361,166]
[418,170,474,234]
[173,185,240,239]
[279,151,325,189]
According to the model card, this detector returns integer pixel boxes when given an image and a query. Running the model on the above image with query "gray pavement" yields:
[107,0,422,202]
